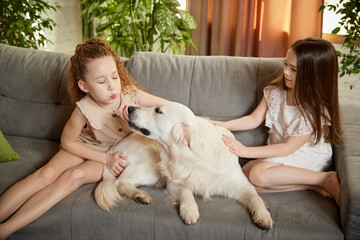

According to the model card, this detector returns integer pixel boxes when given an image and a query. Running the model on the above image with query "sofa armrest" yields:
[334,102,360,239]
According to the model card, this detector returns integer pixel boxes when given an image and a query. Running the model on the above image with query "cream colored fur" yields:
[127,101,273,229]
[94,133,164,212]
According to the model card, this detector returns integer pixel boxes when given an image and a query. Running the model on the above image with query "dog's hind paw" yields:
[133,190,152,205]
[252,209,273,230]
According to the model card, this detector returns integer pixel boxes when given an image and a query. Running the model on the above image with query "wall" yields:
[39,0,82,55]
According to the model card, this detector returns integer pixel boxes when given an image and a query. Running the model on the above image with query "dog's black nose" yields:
[128,106,136,116]
[140,128,150,136]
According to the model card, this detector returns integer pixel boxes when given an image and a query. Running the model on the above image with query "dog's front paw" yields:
[133,190,152,205]
[252,209,273,230]
[179,202,200,224]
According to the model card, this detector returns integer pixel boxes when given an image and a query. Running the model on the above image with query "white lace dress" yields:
[242,86,332,172]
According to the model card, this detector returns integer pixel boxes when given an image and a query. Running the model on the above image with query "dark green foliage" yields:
[0,0,61,49]
[320,0,360,89]
[81,0,197,57]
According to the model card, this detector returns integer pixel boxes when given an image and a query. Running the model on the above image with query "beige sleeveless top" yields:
[76,92,139,152]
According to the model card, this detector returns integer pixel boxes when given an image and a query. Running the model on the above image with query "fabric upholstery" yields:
[0,44,73,141]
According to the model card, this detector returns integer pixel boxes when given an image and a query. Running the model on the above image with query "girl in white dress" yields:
[212,38,342,205]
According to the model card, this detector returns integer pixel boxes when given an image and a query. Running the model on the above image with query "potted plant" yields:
[0,0,61,49]
[320,0,360,89]
[81,0,197,57]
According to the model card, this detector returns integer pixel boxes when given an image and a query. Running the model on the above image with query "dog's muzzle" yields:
[127,106,151,136]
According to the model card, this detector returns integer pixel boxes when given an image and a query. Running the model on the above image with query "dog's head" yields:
[124,101,204,155]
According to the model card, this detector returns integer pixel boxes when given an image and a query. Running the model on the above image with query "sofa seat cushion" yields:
[0,135,60,189]
[0,136,73,239]
[58,186,343,240]
[1,136,343,240]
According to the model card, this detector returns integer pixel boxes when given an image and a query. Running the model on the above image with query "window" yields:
[322,0,346,43]
[178,0,186,10]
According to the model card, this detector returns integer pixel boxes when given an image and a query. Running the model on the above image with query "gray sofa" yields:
[0,43,359,240]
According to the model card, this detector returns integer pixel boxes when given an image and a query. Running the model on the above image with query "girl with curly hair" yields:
[0,37,165,239]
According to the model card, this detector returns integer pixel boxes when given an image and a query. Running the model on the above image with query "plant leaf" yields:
[178,10,197,29]
[331,27,341,34]
[153,3,177,34]
[318,5,325,12]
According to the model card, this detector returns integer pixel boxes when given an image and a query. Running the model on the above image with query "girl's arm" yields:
[222,133,313,159]
[136,89,167,107]
[60,107,127,176]
[213,97,268,131]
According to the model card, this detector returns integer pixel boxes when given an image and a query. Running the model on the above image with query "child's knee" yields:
[63,168,89,187]
[69,168,85,181]
[37,166,59,186]
[248,164,270,187]
[62,162,102,187]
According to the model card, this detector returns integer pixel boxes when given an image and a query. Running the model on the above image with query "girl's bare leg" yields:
[0,150,84,223]
[243,169,331,198]
[253,185,332,199]
[0,160,103,239]
[245,162,340,205]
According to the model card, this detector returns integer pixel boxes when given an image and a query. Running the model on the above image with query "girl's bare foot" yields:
[322,171,340,206]
[308,186,332,199]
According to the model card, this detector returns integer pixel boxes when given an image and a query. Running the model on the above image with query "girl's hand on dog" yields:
[222,134,249,158]
[209,120,226,128]
[106,152,128,177]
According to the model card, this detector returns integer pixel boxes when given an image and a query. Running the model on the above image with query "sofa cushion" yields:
[0,135,59,190]
[0,44,73,141]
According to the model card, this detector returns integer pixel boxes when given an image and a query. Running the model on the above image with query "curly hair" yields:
[268,37,342,145]
[68,37,140,102]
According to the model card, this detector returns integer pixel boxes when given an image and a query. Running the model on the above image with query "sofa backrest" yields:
[0,44,284,147]
[0,44,73,141]
[127,52,284,147]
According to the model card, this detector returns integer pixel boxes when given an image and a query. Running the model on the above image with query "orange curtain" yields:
[187,0,323,57]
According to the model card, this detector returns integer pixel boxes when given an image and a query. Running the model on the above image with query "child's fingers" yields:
[110,168,119,177]
[115,165,124,174]
[120,152,127,160]
[112,163,126,177]
[228,148,235,154]
[222,140,231,149]
[118,159,128,168]
[222,134,234,142]
[113,152,128,168]
[222,135,235,146]
[114,151,127,160]
[209,120,218,126]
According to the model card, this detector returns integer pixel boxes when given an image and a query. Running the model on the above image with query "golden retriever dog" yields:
[94,133,165,212]
[126,101,273,229]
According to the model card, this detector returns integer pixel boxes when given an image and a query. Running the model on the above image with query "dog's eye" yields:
[155,107,162,114]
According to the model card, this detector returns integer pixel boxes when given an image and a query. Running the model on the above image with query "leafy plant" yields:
[0,0,61,49]
[319,0,360,89]
[81,0,197,57]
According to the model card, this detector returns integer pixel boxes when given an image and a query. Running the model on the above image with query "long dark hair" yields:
[269,37,342,145]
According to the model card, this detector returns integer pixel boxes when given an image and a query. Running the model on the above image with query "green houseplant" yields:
[81,0,197,57]
[0,0,61,49]
[320,0,360,89]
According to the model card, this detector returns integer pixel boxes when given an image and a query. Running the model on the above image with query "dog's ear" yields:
[172,123,187,145]
[171,123,204,156]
